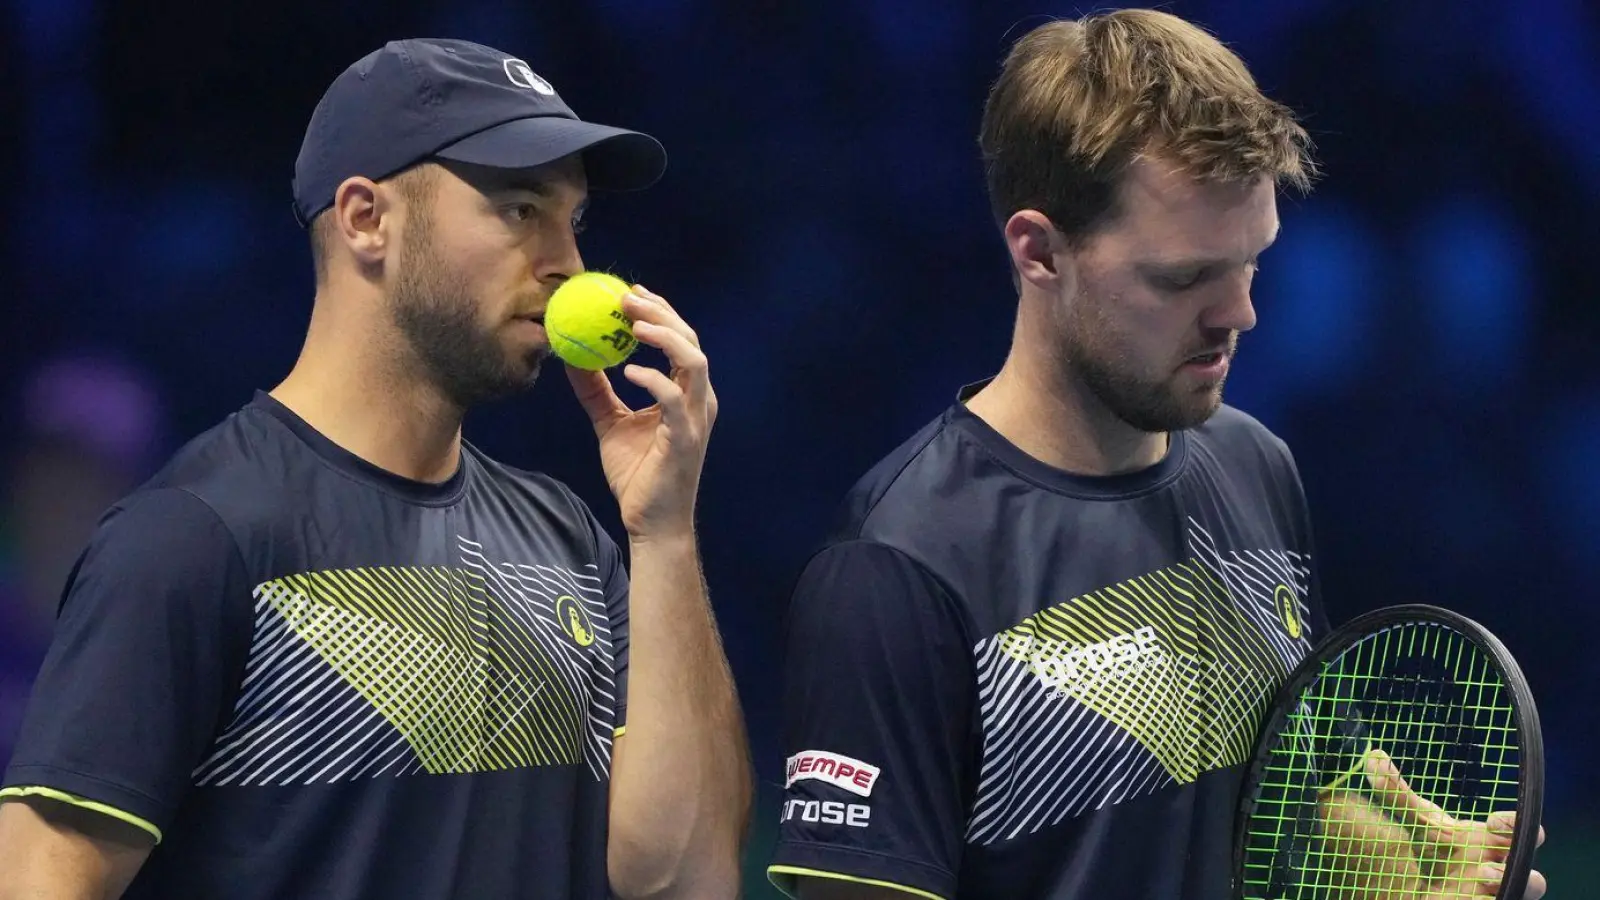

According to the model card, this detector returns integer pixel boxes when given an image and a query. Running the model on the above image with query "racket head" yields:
[1233,604,1543,900]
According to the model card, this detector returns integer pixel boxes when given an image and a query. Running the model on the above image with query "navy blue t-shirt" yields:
[2,392,629,899]
[770,383,1329,900]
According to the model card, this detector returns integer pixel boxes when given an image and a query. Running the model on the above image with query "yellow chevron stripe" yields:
[995,555,1302,783]
[259,558,602,773]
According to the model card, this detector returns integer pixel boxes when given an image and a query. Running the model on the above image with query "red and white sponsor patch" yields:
[784,750,881,797]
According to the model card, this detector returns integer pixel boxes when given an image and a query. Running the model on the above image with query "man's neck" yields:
[270,299,465,484]
[965,346,1169,478]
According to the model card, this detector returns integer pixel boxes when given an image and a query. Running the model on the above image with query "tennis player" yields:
[0,38,747,899]
[769,10,1542,900]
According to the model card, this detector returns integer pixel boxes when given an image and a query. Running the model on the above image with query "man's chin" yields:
[1116,387,1226,434]
[1171,388,1226,430]
[448,356,548,408]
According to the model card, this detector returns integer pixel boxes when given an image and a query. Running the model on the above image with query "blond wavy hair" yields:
[979,9,1316,244]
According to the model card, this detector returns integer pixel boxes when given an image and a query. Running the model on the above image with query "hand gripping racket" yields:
[1234,604,1543,900]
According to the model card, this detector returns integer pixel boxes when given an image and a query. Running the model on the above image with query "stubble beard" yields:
[389,212,548,410]
[1057,288,1232,434]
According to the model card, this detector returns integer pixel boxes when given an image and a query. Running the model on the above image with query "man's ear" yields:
[329,176,393,269]
[1003,209,1066,293]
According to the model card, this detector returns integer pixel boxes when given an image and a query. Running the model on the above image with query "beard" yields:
[389,212,548,409]
[1058,288,1234,434]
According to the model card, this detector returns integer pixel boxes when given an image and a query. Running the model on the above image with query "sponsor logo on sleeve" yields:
[781,798,871,828]
[784,749,880,797]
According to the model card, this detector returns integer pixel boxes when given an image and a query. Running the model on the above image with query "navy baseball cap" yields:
[291,38,667,227]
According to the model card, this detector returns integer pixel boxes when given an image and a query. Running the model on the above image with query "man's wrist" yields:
[627,528,698,554]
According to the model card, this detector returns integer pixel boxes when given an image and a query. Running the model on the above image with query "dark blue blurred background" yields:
[2,0,1595,895]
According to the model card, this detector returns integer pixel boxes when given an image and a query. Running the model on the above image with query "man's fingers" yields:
[630,321,705,374]
[622,364,688,429]
[631,321,712,412]
[629,284,685,322]
[1487,813,1544,848]
[1363,749,1447,830]
[623,289,700,348]
[565,365,629,434]
[1474,863,1506,898]
[618,287,714,414]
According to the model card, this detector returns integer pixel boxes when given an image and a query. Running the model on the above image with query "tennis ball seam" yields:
[549,329,615,369]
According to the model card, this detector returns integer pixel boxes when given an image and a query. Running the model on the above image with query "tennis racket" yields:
[1234,604,1543,900]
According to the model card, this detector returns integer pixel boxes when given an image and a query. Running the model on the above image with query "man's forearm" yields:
[607,533,750,899]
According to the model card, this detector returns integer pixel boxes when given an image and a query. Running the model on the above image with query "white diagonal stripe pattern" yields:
[192,538,619,786]
[966,523,1312,845]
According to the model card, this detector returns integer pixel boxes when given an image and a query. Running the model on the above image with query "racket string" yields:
[1240,620,1525,900]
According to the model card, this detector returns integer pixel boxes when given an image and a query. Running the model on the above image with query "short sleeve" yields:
[594,520,630,734]
[0,489,253,841]
[768,541,975,900]
[1275,440,1332,639]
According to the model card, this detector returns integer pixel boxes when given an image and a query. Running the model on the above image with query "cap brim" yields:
[433,117,666,192]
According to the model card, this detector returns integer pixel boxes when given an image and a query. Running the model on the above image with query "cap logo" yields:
[503,58,554,95]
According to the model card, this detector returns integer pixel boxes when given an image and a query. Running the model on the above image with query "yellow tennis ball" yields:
[544,272,638,370]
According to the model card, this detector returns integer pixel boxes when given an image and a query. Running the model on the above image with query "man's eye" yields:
[572,216,588,235]
[505,204,536,222]
[1160,271,1203,291]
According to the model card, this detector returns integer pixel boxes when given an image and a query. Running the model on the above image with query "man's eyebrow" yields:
[1138,255,1233,272]
[488,176,556,196]
[1140,230,1280,271]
